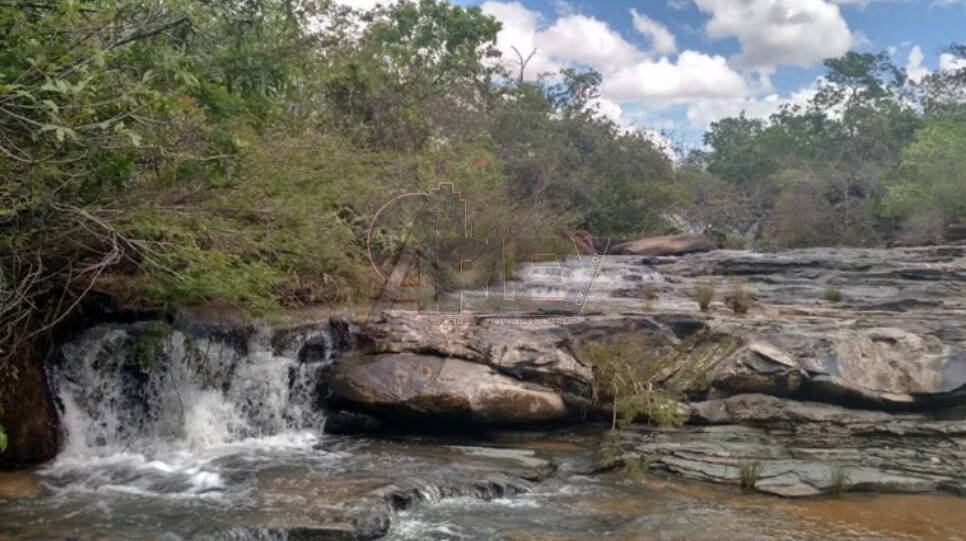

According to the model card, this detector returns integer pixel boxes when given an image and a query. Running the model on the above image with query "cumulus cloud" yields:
[630,9,678,55]
[479,1,848,144]
[604,51,750,102]
[685,86,819,128]
[906,46,931,83]
[481,1,749,104]
[694,0,853,69]
[538,14,643,71]
[940,52,966,72]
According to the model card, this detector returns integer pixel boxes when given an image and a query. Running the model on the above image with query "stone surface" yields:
[0,353,59,468]
[621,394,966,498]
[0,471,47,499]
[706,328,966,408]
[613,233,714,256]
[330,353,569,425]
[358,313,592,396]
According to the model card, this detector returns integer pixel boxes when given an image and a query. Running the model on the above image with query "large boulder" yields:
[707,328,966,409]
[612,233,714,256]
[329,354,569,425]
[358,313,592,396]
[330,313,600,427]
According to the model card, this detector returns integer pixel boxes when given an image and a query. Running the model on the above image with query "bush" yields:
[578,332,735,429]
[823,286,844,303]
[578,334,686,429]
[640,283,660,300]
[738,461,761,492]
[827,465,851,497]
[725,283,753,314]
[722,233,749,250]
[694,281,715,312]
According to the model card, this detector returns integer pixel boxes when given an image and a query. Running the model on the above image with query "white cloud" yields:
[538,14,643,71]
[481,1,562,77]
[828,0,893,5]
[604,51,750,102]
[479,0,845,144]
[482,1,749,105]
[906,46,931,83]
[337,0,383,10]
[630,9,677,55]
[685,85,819,129]
[695,0,853,69]
[940,52,966,72]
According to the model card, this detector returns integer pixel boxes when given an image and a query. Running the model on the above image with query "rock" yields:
[626,411,966,497]
[689,394,896,426]
[324,411,384,435]
[330,354,569,426]
[0,471,47,499]
[613,233,714,256]
[706,328,966,409]
[944,221,966,243]
[0,352,59,468]
[612,394,966,497]
[359,313,592,396]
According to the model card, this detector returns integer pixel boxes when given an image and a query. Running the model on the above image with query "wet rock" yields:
[0,352,59,468]
[330,354,569,425]
[0,471,47,499]
[324,411,384,435]
[613,233,714,256]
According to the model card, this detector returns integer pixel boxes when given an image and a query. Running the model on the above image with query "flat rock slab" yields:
[622,394,966,498]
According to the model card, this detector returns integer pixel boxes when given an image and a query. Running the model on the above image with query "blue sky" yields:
[343,0,966,145]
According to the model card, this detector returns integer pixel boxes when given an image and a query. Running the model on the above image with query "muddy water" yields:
[3,429,965,540]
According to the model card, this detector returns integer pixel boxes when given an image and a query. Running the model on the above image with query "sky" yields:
[340,0,966,146]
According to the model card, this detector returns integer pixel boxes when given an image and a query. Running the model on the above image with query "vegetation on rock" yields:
[694,282,715,312]
[578,332,734,429]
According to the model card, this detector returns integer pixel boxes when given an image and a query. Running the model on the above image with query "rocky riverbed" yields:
[2,245,966,538]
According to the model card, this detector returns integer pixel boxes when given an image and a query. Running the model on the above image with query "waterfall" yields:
[44,320,343,497]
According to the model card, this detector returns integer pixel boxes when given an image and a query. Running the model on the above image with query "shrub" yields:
[694,281,715,312]
[578,334,686,429]
[639,284,659,312]
[827,465,851,497]
[722,233,749,250]
[725,283,753,314]
[823,286,844,303]
[738,461,761,492]
[640,283,660,300]
[578,333,735,429]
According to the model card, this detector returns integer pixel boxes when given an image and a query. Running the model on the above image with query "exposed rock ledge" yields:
[618,394,966,498]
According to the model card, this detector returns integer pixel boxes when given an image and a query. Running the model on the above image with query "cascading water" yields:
[44,320,342,499]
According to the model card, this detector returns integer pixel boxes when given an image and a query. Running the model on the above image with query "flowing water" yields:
[3,253,966,539]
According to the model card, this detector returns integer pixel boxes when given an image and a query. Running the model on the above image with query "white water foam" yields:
[45,322,337,498]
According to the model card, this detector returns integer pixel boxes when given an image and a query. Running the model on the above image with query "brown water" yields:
[2,430,965,540]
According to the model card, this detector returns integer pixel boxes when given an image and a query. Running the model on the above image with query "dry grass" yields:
[694,281,715,312]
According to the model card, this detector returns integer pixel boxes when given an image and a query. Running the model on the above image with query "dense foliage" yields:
[692,49,966,248]
[1,0,965,370]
